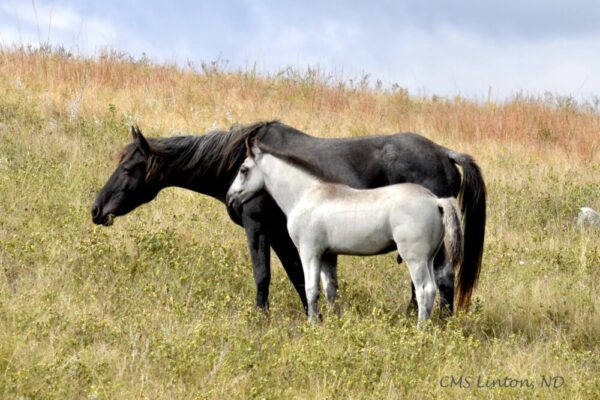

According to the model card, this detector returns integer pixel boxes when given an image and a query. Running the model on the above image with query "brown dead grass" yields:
[2,46,598,162]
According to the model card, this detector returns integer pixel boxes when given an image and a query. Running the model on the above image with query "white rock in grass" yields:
[577,207,600,228]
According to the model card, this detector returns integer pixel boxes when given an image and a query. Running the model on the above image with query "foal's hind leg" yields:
[406,247,454,319]
[405,272,418,318]
[396,235,437,327]
[405,258,437,328]
[320,254,340,317]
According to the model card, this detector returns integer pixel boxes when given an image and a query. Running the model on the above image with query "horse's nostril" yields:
[91,205,100,219]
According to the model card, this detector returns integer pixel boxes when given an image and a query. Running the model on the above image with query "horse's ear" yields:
[131,125,150,155]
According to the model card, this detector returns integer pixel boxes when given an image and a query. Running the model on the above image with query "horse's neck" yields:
[152,136,232,201]
[257,154,320,216]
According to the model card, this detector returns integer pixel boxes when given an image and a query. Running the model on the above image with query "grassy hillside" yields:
[1,47,599,399]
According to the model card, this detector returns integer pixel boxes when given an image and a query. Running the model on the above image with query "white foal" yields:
[226,140,463,327]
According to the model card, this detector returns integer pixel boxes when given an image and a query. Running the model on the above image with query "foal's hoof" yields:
[417,320,433,330]
[405,302,418,318]
[307,312,323,325]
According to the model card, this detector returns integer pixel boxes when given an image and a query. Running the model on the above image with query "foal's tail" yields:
[437,198,464,270]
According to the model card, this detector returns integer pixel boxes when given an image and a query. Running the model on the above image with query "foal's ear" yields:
[244,137,255,158]
[249,137,263,157]
[131,125,150,156]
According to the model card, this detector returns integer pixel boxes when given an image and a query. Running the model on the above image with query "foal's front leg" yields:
[299,247,322,324]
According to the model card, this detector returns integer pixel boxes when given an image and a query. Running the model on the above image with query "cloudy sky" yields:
[1,1,599,101]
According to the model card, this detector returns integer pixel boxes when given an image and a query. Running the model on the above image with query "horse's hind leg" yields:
[405,282,418,319]
[320,254,340,317]
[434,246,454,317]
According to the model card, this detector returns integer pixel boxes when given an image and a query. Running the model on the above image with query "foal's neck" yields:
[257,153,321,216]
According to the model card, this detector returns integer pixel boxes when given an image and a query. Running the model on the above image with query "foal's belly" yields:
[320,210,395,255]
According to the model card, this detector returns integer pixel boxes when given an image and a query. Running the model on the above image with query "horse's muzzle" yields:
[91,205,101,221]
[91,204,115,226]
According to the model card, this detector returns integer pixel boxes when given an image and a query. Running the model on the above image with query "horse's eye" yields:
[240,167,248,175]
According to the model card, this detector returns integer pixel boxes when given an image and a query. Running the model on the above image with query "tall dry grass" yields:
[2,46,598,160]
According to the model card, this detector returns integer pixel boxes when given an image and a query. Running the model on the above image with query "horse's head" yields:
[225,141,264,210]
[91,126,161,226]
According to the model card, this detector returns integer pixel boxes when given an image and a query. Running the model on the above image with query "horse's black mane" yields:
[120,121,276,177]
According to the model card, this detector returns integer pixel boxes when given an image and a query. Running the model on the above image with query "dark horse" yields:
[92,121,486,315]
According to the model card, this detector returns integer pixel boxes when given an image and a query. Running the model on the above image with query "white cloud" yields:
[361,23,600,101]
[0,1,116,53]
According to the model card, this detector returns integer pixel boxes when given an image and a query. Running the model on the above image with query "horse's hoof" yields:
[439,304,453,319]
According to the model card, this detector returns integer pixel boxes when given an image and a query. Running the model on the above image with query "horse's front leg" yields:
[264,198,308,312]
[299,247,322,324]
[240,196,271,311]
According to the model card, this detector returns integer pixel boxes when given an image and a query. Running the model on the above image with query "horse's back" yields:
[260,124,461,196]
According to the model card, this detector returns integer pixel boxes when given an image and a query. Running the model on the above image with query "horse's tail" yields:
[447,151,487,311]
[437,198,464,270]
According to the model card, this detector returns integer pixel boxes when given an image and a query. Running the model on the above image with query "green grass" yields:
[1,51,599,399]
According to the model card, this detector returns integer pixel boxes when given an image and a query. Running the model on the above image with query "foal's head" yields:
[91,126,161,226]
[225,141,265,209]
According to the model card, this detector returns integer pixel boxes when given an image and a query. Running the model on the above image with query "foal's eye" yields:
[240,167,248,175]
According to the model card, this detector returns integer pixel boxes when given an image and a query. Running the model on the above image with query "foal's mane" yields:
[119,121,275,178]
[251,139,338,183]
